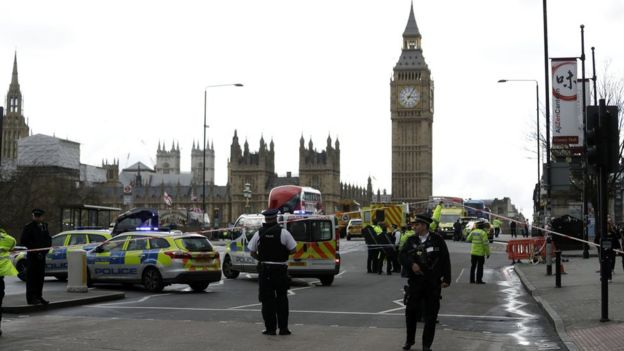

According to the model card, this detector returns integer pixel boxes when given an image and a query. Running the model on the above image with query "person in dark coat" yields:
[510,220,517,238]
[400,214,451,351]
[20,209,52,305]
[453,219,462,241]
[362,224,377,273]
[376,222,395,275]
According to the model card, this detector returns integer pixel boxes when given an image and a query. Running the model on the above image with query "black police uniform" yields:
[400,230,451,350]
[362,225,377,273]
[20,217,51,304]
[256,219,292,334]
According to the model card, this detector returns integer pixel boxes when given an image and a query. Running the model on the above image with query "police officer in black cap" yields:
[399,213,451,351]
[248,208,297,336]
[20,208,52,305]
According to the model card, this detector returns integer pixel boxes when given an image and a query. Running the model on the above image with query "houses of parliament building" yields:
[2,4,431,226]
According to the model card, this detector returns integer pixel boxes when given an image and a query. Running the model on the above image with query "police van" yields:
[222,213,340,286]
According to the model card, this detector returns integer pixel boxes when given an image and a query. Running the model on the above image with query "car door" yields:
[306,220,336,270]
[91,236,127,280]
[47,234,69,274]
[287,220,310,272]
[122,235,147,281]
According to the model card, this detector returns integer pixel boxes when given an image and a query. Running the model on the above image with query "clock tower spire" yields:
[390,3,434,204]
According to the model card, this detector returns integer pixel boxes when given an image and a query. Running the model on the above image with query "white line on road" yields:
[455,268,465,283]
[98,293,172,306]
[87,305,535,320]
[227,303,262,309]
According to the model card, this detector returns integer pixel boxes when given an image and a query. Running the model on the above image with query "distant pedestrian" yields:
[453,219,462,241]
[492,218,502,238]
[20,209,51,305]
[467,219,490,284]
[392,224,402,273]
[0,226,19,336]
[376,222,394,275]
[523,220,529,238]
[510,220,517,238]
[248,208,297,336]
[363,221,380,273]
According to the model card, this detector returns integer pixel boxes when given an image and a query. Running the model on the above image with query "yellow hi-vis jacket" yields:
[466,228,490,257]
[0,228,18,277]
[429,204,442,231]
[399,230,416,250]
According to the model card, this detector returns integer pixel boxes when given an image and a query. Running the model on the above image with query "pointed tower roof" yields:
[403,2,421,38]
[11,51,19,86]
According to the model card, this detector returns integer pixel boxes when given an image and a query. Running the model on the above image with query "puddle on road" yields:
[501,266,561,350]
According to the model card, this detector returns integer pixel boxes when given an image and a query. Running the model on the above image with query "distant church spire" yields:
[11,51,19,86]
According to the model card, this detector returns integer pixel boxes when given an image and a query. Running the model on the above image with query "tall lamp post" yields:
[498,79,541,196]
[202,83,243,220]
[243,183,252,214]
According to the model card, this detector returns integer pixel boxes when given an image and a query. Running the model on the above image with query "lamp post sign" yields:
[551,58,582,147]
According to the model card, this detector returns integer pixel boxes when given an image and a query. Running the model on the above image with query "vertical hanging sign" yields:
[551,58,582,146]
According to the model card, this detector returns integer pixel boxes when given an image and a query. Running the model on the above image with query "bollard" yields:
[555,250,561,288]
[546,235,552,276]
[67,249,88,293]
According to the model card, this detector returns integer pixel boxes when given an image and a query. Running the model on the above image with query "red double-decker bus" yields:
[268,185,323,214]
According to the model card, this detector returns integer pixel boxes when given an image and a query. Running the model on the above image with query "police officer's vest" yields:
[257,224,290,262]
[0,229,18,277]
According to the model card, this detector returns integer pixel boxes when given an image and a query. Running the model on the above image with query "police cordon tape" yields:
[460,204,624,256]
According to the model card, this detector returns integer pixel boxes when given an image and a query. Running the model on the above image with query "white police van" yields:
[221,213,340,286]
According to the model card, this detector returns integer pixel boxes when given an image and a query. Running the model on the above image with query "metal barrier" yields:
[506,237,556,263]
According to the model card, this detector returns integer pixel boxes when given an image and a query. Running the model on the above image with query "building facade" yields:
[390,4,434,204]
[1,53,30,165]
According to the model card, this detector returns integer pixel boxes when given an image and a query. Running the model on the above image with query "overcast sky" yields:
[2,0,623,220]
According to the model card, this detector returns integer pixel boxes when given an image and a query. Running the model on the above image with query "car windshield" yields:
[176,237,213,252]
[440,214,459,223]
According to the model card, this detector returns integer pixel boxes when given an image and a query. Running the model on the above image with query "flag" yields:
[164,191,173,206]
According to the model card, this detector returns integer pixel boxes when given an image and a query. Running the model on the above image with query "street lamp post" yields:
[202,83,243,221]
[243,183,252,214]
[498,79,541,194]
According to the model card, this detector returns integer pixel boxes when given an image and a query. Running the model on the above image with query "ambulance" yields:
[221,213,340,286]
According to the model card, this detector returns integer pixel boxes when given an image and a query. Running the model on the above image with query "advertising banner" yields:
[551,58,582,147]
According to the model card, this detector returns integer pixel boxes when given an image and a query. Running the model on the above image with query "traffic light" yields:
[604,105,620,173]
[586,106,605,168]
[586,103,620,173]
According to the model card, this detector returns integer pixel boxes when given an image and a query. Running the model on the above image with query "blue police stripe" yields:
[141,250,159,264]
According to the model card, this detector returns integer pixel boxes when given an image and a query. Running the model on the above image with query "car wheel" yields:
[222,255,240,279]
[319,275,334,286]
[189,282,210,292]
[142,267,165,292]
[16,260,27,282]
[54,274,68,282]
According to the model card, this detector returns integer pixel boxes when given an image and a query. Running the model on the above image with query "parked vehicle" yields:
[346,218,363,240]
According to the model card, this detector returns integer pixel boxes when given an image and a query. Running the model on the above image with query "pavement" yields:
[497,233,624,351]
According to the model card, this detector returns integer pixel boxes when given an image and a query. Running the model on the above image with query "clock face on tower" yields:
[399,86,420,108]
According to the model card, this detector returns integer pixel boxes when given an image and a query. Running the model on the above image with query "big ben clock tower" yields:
[391,3,433,204]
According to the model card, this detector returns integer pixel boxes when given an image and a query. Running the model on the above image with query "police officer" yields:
[362,223,377,273]
[467,219,490,284]
[20,208,52,305]
[0,226,18,336]
[248,208,297,336]
[400,214,451,351]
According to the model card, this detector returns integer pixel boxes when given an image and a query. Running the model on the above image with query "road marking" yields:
[336,270,347,277]
[98,293,172,306]
[455,268,465,283]
[228,303,261,309]
[87,305,536,320]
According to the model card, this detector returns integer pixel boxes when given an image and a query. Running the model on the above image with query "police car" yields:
[12,229,112,282]
[86,231,221,292]
[222,213,340,286]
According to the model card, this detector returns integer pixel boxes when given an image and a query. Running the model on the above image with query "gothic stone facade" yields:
[1,53,29,164]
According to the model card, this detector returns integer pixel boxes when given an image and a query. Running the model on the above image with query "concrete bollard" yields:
[67,249,88,293]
